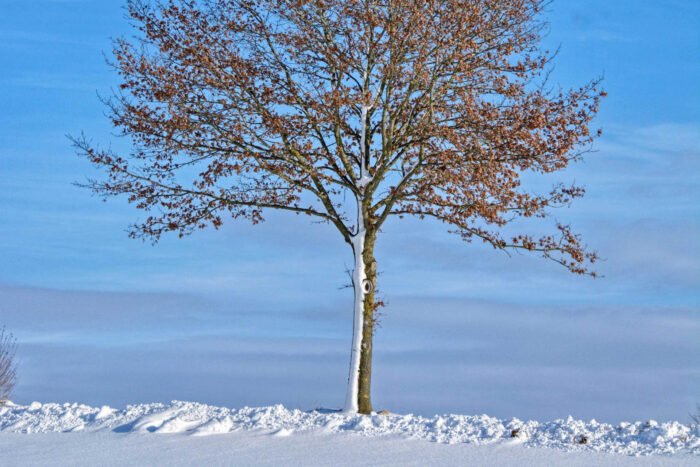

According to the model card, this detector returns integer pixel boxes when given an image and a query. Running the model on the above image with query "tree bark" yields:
[344,213,377,414]
[357,232,376,414]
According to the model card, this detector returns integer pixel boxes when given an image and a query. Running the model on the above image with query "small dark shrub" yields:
[691,404,700,425]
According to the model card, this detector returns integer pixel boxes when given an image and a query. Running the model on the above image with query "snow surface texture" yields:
[1,401,698,458]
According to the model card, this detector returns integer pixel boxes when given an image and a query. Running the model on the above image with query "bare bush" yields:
[0,326,17,405]
[691,404,700,425]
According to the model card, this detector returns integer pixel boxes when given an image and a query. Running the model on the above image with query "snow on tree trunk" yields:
[344,220,376,414]
[344,226,366,414]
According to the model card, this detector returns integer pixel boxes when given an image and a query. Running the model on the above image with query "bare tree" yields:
[74,0,604,413]
[0,326,17,405]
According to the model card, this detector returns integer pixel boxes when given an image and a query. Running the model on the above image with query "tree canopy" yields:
[75,0,604,275]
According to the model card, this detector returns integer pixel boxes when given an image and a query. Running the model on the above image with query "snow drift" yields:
[1,401,698,457]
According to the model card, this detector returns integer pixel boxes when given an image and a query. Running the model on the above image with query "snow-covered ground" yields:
[1,401,698,466]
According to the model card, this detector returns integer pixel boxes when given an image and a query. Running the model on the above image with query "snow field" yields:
[1,400,698,458]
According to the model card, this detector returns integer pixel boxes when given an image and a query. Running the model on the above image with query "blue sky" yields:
[0,1,698,421]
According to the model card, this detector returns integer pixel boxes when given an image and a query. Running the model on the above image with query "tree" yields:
[74,0,604,414]
[0,326,17,405]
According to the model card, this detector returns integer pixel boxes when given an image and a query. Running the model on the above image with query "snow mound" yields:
[1,401,698,457]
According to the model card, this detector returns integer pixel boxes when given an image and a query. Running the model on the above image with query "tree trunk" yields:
[344,226,377,414]
[346,97,375,414]
[358,232,376,414]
